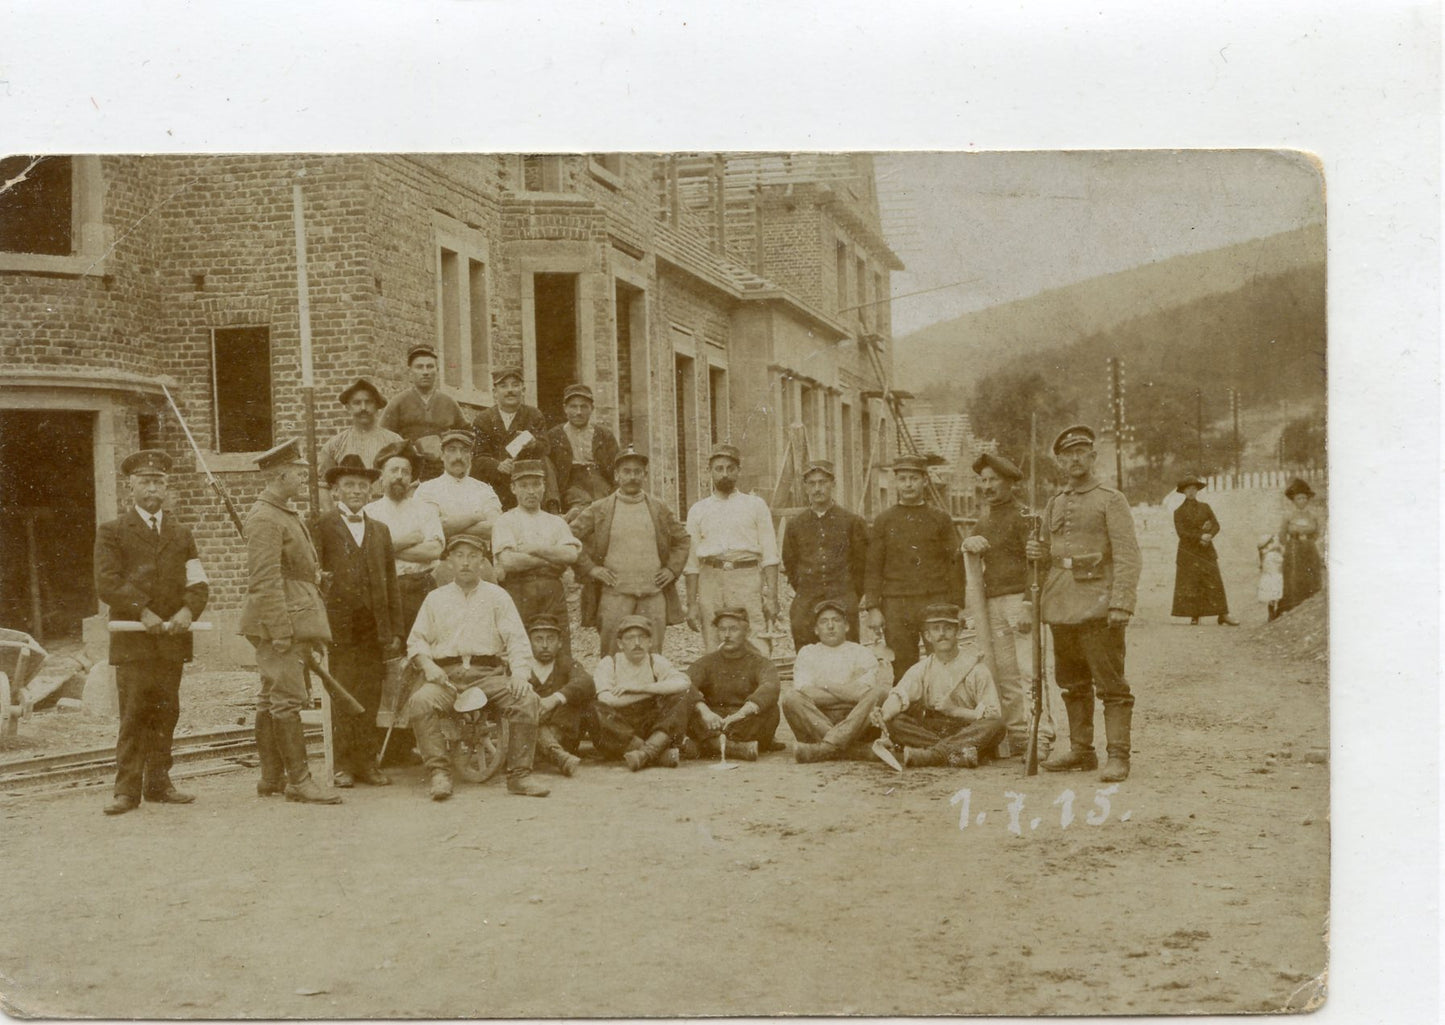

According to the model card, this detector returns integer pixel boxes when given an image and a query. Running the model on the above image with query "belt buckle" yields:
[721,559,736,571]
[461,655,472,670]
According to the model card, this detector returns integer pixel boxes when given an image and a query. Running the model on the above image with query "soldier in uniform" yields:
[1026,425,1142,783]
[94,450,210,815]
[546,383,619,520]
[781,459,867,649]
[379,344,467,481]
[239,439,342,805]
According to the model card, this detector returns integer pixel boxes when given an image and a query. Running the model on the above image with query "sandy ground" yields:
[0,492,1328,1019]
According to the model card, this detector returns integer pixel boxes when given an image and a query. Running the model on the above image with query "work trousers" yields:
[686,690,781,746]
[589,693,692,759]
[541,701,586,754]
[597,589,667,654]
[330,616,385,774]
[696,565,767,653]
[781,684,888,749]
[113,659,184,799]
[788,589,860,649]
[405,665,540,774]
[251,638,318,724]
[504,571,571,654]
[1049,620,1133,712]
[880,593,949,683]
[983,592,1059,755]
[887,709,1006,761]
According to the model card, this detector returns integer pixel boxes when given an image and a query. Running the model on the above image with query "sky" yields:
[874,150,1327,337]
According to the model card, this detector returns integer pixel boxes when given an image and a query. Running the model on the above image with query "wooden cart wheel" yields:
[476,719,509,783]
[0,671,12,738]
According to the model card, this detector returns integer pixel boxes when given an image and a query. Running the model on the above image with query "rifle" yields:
[162,383,246,538]
[1024,412,1045,776]
[304,652,366,716]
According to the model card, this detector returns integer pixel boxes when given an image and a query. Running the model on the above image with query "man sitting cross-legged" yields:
[524,614,595,777]
[684,607,781,762]
[783,598,891,763]
[871,603,1005,769]
[404,534,550,800]
[589,616,692,771]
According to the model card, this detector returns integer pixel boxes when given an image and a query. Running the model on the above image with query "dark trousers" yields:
[504,572,571,654]
[788,589,860,649]
[113,659,184,799]
[397,572,435,634]
[685,690,781,746]
[589,693,691,758]
[541,701,586,753]
[331,614,385,773]
[887,709,1006,760]
[1050,620,1132,711]
[881,593,947,683]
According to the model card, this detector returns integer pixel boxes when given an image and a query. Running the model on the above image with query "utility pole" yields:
[1229,388,1242,485]
[1106,355,1127,489]
[1195,388,1204,470]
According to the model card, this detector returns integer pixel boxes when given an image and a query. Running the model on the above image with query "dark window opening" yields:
[533,273,578,421]
[212,327,274,452]
[0,155,73,256]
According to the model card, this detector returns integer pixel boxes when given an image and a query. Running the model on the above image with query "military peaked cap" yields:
[1052,424,1096,455]
[254,439,307,472]
[121,449,173,476]
[492,365,524,384]
[440,429,475,449]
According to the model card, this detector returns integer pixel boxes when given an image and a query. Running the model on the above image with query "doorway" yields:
[532,272,579,422]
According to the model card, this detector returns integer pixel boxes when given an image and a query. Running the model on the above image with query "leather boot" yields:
[504,720,549,797]
[255,711,286,797]
[903,746,946,768]
[1042,696,1099,772]
[276,716,342,804]
[537,726,580,776]
[1100,703,1132,782]
[794,741,839,763]
[624,729,674,771]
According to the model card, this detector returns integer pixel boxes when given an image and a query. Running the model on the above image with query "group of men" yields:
[95,344,1142,813]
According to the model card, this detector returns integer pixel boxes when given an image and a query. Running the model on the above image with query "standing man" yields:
[589,616,692,771]
[523,613,595,776]
[684,444,780,653]
[781,459,867,648]
[414,428,503,584]
[870,603,1005,769]
[94,449,210,815]
[380,344,466,481]
[491,460,582,651]
[314,455,403,788]
[546,383,619,520]
[961,451,1054,759]
[364,441,446,634]
[239,439,341,805]
[783,599,890,763]
[862,454,965,683]
[570,445,690,654]
[471,366,559,511]
[1025,425,1142,783]
[318,377,402,481]
[684,607,782,761]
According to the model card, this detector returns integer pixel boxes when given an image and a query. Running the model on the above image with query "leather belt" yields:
[700,556,760,570]
[433,655,504,670]
[1054,556,1075,569]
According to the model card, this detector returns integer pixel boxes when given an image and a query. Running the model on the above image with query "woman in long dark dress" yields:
[1171,475,1238,625]
[1277,478,1324,614]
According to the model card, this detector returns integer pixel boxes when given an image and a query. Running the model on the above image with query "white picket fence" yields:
[1204,468,1326,493]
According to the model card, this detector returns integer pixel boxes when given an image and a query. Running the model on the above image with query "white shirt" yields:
[134,506,163,532]
[882,650,1001,722]
[338,505,368,546]
[415,472,503,531]
[407,580,530,667]
[364,495,445,576]
[792,640,884,704]
[593,652,688,707]
[491,507,582,558]
[684,490,780,573]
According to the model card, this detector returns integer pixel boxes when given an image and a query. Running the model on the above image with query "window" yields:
[522,155,564,192]
[211,327,273,453]
[708,364,728,445]
[835,241,849,313]
[589,154,625,188]
[435,215,490,396]
[856,256,869,329]
[873,271,887,333]
[674,352,697,514]
[0,156,72,256]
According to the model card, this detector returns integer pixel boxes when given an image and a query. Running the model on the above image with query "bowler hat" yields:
[338,378,386,408]
[121,449,173,476]
[324,454,380,486]
[254,439,308,472]
[972,452,1022,481]
[1284,478,1315,500]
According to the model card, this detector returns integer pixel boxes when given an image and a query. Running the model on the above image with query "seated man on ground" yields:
[685,607,781,762]
[524,613,595,777]
[871,603,1005,769]
[589,615,692,771]
[783,598,891,763]
[404,535,550,800]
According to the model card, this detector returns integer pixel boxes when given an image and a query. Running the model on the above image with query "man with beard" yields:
[318,378,402,483]
[470,366,559,512]
[683,444,780,654]
[380,345,467,482]
[414,428,503,584]
[364,442,446,634]
[94,449,210,815]
[781,459,867,648]
[570,445,690,654]
[684,607,781,761]
[492,460,582,652]
[546,383,619,520]
[523,614,594,776]
[314,455,403,787]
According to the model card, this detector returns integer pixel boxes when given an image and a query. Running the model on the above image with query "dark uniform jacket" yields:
[239,490,332,643]
[970,499,1031,599]
[570,491,691,628]
[545,421,619,506]
[314,509,403,646]
[1037,477,1142,624]
[94,509,209,665]
[528,653,596,705]
[864,502,964,602]
[781,503,867,600]
[469,405,559,510]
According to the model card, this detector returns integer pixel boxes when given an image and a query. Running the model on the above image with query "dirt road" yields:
[1,499,1327,1018]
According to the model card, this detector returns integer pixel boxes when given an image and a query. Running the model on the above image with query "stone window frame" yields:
[0,156,109,277]
[432,212,492,407]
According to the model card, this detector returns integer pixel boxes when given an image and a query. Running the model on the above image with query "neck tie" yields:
[345,513,364,524]
[149,516,161,537]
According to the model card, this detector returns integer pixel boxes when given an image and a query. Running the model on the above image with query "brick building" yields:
[0,153,903,660]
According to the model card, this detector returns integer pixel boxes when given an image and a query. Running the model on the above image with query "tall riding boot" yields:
[1100,704,1132,782]
[1042,695,1099,772]
[504,720,549,797]
[255,711,286,797]
[276,715,342,804]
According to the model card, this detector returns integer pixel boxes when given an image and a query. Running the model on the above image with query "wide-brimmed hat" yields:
[972,452,1022,481]
[373,441,420,476]
[338,378,386,408]
[324,454,380,486]
[1284,478,1316,500]
[1175,473,1207,494]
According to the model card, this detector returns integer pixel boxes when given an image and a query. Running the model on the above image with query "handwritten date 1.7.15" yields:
[949,786,1132,833]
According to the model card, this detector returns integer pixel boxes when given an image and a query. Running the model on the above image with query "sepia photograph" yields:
[0,3,1436,1024]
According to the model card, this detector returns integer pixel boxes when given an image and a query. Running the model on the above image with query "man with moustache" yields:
[94,449,210,815]
[491,460,582,652]
[471,366,559,512]
[379,345,467,482]
[522,614,595,776]
[684,607,781,761]
[414,428,503,584]
[545,383,620,520]
[589,616,692,771]
[239,439,341,805]
[314,455,403,787]
[570,445,690,654]
[364,442,446,634]
[863,455,964,683]
[781,459,867,648]
[318,377,402,482]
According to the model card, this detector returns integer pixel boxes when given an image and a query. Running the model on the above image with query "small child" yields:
[1257,535,1285,621]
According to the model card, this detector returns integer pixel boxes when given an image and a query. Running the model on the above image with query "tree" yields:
[969,369,1078,473]
[1279,414,1325,470]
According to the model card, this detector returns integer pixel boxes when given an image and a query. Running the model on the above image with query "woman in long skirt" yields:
[1171,474,1238,626]
[1278,478,1324,614]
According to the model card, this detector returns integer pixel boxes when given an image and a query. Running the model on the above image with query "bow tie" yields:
[345,513,365,524]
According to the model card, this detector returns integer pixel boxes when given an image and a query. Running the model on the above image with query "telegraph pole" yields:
[1106,355,1127,489]
[1195,388,1204,470]
[1229,388,1242,485]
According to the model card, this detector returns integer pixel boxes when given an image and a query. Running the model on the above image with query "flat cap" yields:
[892,454,929,474]
[922,602,963,625]
[972,452,1022,481]
[1052,424,1096,455]
[492,365,524,384]
[440,429,475,449]
[121,449,173,476]
[613,445,649,470]
[802,460,836,480]
[1175,473,1207,493]
[711,606,750,626]
[444,534,489,556]
[338,377,387,408]
[254,438,308,472]
[324,454,380,486]
[510,459,547,480]
[373,441,420,476]
[562,383,594,403]
[527,614,564,634]
[708,443,742,465]
[406,344,438,365]
[616,614,654,638]
[811,597,850,620]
